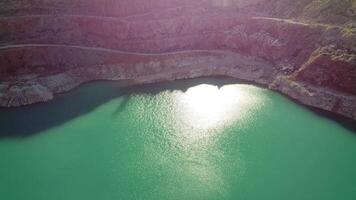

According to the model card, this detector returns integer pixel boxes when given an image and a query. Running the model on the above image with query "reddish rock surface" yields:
[294,46,356,95]
[0,0,355,120]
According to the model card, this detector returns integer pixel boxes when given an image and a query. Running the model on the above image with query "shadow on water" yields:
[0,77,239,138]
[0,76,355,138]
[308,107,356,134]
[112,95,131,116]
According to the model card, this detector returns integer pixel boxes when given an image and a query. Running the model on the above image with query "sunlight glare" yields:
[178,84,259,130]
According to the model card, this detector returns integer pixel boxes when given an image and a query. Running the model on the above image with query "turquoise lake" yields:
[0,77,356,200]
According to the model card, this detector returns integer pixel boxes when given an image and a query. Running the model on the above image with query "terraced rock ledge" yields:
[0,0,355,120]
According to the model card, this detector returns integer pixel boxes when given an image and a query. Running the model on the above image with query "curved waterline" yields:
[0,77,355,138]
[0,77,356,199]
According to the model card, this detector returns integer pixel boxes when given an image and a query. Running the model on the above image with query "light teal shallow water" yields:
[0,78,356,200]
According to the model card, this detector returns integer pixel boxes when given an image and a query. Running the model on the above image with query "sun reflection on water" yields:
[177,84,261,133]
[168,83,260,194]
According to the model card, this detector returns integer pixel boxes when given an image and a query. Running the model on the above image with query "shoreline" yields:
[1,75,355,134]
[1,57,355,121]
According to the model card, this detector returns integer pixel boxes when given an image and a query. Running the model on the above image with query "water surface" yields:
[1,78,356,200]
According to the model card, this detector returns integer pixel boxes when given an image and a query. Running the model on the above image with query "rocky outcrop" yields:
[293,46,356,95]
[270,45,356,120]
[0,0,355,120]
[0,48,274,106]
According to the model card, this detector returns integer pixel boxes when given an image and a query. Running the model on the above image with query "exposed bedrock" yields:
[0,1,355,120]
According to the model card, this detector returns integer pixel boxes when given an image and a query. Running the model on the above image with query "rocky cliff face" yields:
[0,0,355,120]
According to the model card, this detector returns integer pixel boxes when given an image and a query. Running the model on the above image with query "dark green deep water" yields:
[0,78,356,200]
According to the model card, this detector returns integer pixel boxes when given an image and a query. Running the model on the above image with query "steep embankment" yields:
[0,0,355,120]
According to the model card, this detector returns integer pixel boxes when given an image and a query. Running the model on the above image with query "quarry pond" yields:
[1,77,356,200]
